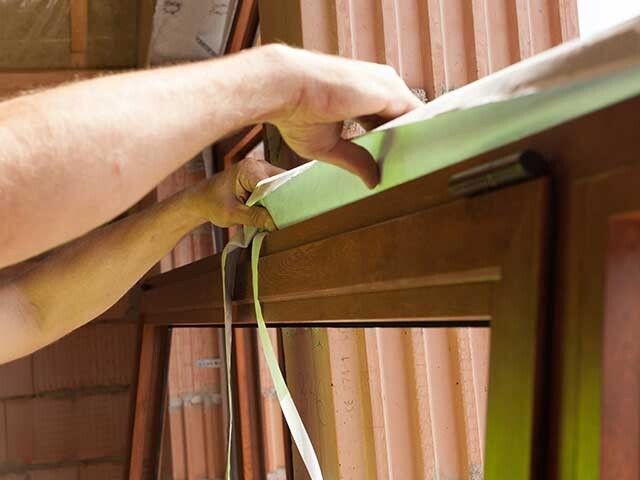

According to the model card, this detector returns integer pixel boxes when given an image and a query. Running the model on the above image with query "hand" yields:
[263,45,422,188]
[186,157,284,231]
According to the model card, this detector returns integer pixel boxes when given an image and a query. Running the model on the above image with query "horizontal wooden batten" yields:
[142,281,493,326]
[140,174,521,325]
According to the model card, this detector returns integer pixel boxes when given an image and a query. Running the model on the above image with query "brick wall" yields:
[0,273,140,480]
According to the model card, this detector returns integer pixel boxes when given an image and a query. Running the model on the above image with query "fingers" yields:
[370,65,423,120]
[318,139,379,189]
[233,204,277,231]
[238,157,286,193]
[378,95,422,120]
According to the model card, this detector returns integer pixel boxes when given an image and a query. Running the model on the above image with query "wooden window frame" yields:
[128,95,640,479]
[138,161,551,479]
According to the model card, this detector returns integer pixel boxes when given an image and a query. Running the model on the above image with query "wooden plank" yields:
[142,281,493,327]
[139,186,511,321]
[128,325,170,480]
[226,0,260,54]
[485,179,550,480]
[258,0,303,47]
[128,325,156,480]
[223,124,264,168]
[550,164,640,480]
[234,329,265,479]
[70,0,88,67]
[601,216,640,479]
[137,0,156,67]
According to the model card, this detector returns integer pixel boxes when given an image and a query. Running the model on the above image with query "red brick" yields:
[5,392,131,464]
[5,398,33,463]
[190,329,221,392]
[0,473,28,480]
[183,403,207,479]
[0,401,7,462]
[33,323,138,392]
[30,467,79,480]
[78,462,126,480]
[0,357,34,398]
[168,329,194,396]
[168,408,186,479]
[0,462,126,480]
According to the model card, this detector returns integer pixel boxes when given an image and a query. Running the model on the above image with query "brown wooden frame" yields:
[129,94,640,479]
[138,160,552,480]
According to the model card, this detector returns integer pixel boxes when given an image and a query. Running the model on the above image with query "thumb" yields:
[318,139,379,189]
[233,204,277,231]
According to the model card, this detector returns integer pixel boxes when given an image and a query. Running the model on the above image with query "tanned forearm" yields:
[0,187,202,363]
[0,46,290,268]
[0,156,280,364]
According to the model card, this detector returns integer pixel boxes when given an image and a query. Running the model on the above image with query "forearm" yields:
[1,189,202,362]
[0,45,291,267]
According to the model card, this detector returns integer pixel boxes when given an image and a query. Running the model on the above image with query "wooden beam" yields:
[70,0,88,67]
[222,124,264,168]
[226,0,260,54]
[138,167,516,325]
[258,0,303,47]
[234,329,266,479]
[137,0,156,67]
[128,325,171,480]
[128,325,156,480]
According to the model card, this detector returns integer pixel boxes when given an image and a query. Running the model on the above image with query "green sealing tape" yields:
[222,227,323,480]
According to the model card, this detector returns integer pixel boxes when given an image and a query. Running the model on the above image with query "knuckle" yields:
[382,64,398,76]
[250,208,265,225]
[219,210,232,226]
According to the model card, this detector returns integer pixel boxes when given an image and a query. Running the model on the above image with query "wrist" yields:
[168,186,207,229]
[242,44,303,124]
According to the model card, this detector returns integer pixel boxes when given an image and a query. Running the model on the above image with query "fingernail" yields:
[367,168,380,189]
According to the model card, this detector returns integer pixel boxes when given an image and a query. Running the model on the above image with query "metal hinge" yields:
[448,150,547,197]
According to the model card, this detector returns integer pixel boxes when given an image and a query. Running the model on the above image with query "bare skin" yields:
[0,44,420,363]
[0,157,281,363]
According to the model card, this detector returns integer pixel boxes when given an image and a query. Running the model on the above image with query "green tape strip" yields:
[251,232,323,479]
[221,226,257,480]
[221,228,323,480]
[251,65,640,229]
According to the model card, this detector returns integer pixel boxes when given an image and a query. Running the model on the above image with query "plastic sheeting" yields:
[148,0,238,64]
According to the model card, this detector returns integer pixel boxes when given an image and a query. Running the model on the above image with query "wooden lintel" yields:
[226,0,260,54]
[70,0,89,68]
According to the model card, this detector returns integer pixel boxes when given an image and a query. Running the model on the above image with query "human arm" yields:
[0,157,281,364]
[0,44,421,268]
